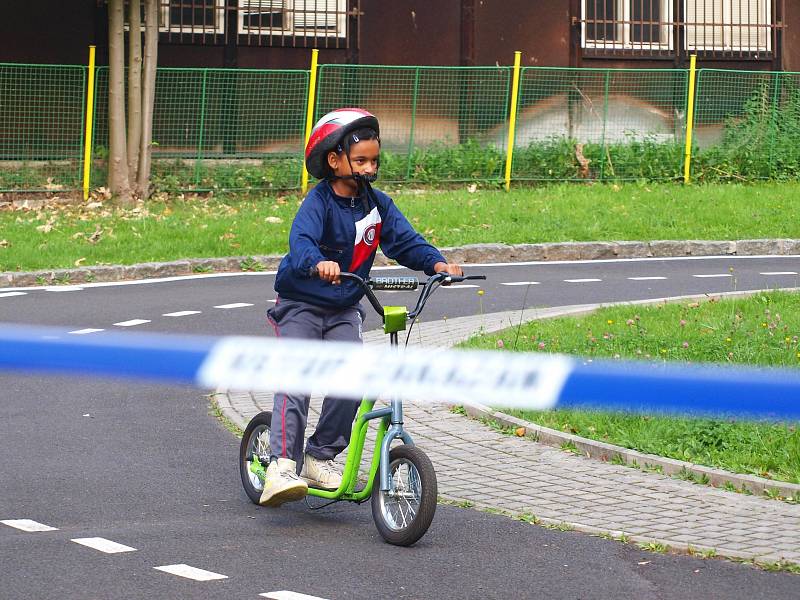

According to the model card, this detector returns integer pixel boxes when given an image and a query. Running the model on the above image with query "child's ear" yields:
[327,151,339,171]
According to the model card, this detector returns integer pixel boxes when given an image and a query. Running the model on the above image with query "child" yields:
[260,108,462,507]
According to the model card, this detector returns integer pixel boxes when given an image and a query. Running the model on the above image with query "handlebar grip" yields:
[369,276,419,291]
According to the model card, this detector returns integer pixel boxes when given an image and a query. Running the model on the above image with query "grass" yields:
[2,181,800,271]
[459,291,800,484]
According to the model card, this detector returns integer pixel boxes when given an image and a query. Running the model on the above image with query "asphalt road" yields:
[1,256,799,599]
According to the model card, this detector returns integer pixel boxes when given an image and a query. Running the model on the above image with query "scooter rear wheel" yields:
[239,411,273,505]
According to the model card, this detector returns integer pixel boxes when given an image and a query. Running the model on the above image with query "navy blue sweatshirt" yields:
[274,180,447,308]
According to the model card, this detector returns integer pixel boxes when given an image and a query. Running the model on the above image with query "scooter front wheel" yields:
[371,444,437,546]
[239,411,273,505]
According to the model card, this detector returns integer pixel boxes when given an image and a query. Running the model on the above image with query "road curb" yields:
[462,403,800,501]
[3,238,800,288]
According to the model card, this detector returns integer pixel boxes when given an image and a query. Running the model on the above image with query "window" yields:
[161,0,225,35]
[685,0,771,52]
[238,0,347,38]
[583,0,673,50]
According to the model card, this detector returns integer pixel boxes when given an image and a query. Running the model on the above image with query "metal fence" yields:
[1,61,799,193]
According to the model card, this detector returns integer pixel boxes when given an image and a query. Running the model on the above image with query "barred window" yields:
[685,0,771,52]
[161,0,226,34]
[581,0,777,55]
[238,0,347,38]
[583,0,674,50]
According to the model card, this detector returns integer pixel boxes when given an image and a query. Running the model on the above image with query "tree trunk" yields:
[137,0,159,199]
[127,0,143,186]
[108,0,132,205]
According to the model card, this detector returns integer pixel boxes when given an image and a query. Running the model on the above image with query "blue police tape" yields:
[1,323,799,421]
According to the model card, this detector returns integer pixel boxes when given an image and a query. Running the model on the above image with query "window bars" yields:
[580,0,783,59]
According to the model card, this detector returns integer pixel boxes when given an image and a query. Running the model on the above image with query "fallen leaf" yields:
[467,183,477,193]
[0,239,10,248]
[514,427,526,437]
[638,561,651,565]
[74,257,86,267]
[88,225,103,244]
[36,223,53,233]
[265,216,283,224]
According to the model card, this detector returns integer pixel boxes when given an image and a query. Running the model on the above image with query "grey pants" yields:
[266,297,364,464]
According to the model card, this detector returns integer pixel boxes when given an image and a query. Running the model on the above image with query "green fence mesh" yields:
[91,67,308,192]
[512,68,688,182]
[693,69,800,181]
[315,65,512,183]
[0,62,798,194]
[0,63,86,192]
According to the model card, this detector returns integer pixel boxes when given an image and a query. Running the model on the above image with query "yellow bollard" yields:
[301,49,319,194]
[504,51,522,192]
[683,55,697,184]
[82,45,97,201]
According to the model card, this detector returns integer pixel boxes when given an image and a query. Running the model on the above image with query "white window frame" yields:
[684,1,772,52]
[161,0,226,35]
[237,0,347,38]
[582,0,674,50]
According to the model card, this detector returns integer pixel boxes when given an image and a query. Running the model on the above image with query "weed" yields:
[450,405,467,416]
[516,512,540,525]
[638,541,669,553]
[193,264,213,273]
[239,257,265,272]
[560,441,581,455]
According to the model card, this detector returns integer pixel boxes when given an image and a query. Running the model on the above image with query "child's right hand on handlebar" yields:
[315,260,341,285]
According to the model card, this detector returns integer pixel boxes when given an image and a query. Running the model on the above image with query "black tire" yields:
[371,444,437,546]
[239,411,273,505]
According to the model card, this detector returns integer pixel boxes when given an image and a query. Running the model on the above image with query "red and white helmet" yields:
[305,108,380,180]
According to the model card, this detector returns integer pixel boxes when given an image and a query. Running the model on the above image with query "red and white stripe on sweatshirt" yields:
[349,206,382,272]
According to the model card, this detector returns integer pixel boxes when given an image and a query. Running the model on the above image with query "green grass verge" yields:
[2,181,800,272]
[458,291,800,485]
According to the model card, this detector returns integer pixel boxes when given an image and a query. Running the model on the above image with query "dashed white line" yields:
[761,271,798,276]
[628,276,667,281]
[69,328,105,335]
[163,310,202,317]
[260,592,330,600]
[45,286,84,292]
[71,537,136,554]
[501,281,541,286]
[0,291,27,298]
[213,302,254,309]
[1,519,58,532]
[154,564,228,581]
[113,319,152,327]
[564,278,602,283]
[441,284,480,289]
[692,274,732,278]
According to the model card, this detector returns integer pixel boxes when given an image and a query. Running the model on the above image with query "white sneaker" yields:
[300,454,343,490]
[259,458,308,507]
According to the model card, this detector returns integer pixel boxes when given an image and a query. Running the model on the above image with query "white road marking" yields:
[269,299,277,303]
[153,564,228,581]
[565,278,602,283]
[163,310,202,317]
[69,328,105,335]
[501,281,541,286]
[0,291,27,298]
[628,276,667,281]
[760,271,798,276]
[113,319,152,327]
[71,537,136,554]
[260,592,330,600]
[441,284,480,289]
[1,519,58,532]
[692,274,732,278]
[213,302,254,309]
[45,286,84,292]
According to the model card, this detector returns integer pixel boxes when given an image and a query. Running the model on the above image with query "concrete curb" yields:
[462,403,800,501]
[4,238,800,288]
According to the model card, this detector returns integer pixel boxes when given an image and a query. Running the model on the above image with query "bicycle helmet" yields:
[305,108,380,180]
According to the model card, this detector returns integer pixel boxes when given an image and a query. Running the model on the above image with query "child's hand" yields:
[434,262,463,277]
[316,260,341,284]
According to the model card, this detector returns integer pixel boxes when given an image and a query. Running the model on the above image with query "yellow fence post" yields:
[504,51,522,192]
[683,54,698,184]
[301,49,319,194]
[82,45,97,201]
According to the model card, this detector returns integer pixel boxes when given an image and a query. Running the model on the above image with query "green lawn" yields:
[2,181,800,272]
[459,291,800,486]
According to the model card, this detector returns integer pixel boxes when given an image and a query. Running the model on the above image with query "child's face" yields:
[328,139,380,191]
